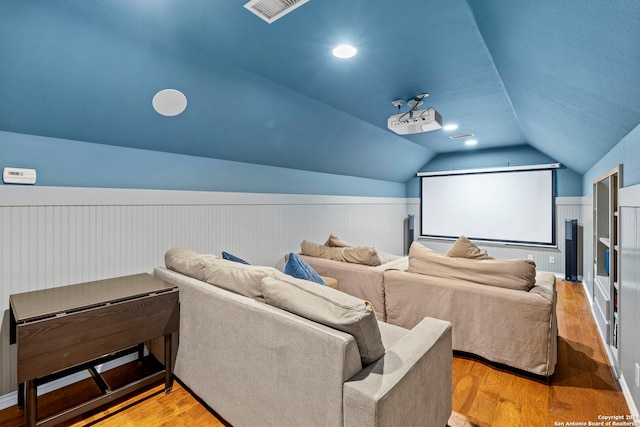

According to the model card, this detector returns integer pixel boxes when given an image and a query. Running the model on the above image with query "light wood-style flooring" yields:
[449,279,630,426]
[0,280,631,427]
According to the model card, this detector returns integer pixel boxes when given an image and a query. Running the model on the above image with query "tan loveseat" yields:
[384,242,557,376]
[299,252,408,321]
[298,239,558,376]
[154,248,453,427]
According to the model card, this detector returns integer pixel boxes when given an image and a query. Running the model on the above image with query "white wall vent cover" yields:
[244,0,310,24]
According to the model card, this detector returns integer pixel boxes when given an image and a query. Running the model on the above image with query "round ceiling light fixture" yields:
[443,124,459,131]
[465,139,478,146]
[332,44,357,59]
[152,89,187,116]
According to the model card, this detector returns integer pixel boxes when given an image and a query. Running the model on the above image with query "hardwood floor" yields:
[449,279,630,427]
[0,280,630,427]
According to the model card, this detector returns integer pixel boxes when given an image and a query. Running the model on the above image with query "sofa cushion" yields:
[409,242,537,292]
[446,236,495,260]
[284,253,327,286]
[203,258,280,301]
[301,240,382,266]
[262,275,385,365]
[324,233,352,248]
[222,251,250,265]
[165,247,219,281]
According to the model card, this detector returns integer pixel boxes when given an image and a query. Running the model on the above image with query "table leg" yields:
[137,343,145,361]
[164,334,173,393]
[25,379,36,427]
[17,382,24,409]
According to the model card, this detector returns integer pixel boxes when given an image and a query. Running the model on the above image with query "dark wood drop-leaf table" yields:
[9,273,179,427]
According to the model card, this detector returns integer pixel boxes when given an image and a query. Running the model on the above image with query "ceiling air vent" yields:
[450,133,475,139]
[244,0,310,24]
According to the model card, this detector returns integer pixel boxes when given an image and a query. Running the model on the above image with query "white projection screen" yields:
[420,167,556,246]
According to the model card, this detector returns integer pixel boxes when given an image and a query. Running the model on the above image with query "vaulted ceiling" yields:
[1,0,639,183]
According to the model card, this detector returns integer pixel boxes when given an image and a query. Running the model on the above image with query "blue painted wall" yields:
[0,131,405,197]
[7,125,639,200]
[406,145,583,198]
[582,123,640,195]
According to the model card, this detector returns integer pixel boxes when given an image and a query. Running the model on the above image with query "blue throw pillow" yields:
[284,253,327,286]
[222,251,250,265]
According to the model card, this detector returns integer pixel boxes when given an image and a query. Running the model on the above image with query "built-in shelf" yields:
[595,275,610,287]
[592,164,622,372]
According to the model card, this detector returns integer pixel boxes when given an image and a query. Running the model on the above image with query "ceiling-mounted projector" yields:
[388,107,443,135]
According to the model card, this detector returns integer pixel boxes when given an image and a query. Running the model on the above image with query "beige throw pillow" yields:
[447,236,495,260]
[409,242,536,292]
[165,247,219,281]
[300,240,382,266]
[262,275,385,365]
[324,233,352,248]
[203,258,280,301]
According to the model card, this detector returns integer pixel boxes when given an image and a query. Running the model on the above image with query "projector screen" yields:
[420,167,556,246]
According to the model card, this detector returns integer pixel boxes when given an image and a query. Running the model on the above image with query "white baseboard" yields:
[0,350,143,410]
[619,374,640,417]
[582,280,594,310]
[0,389,16,411]
[581,280,639,416]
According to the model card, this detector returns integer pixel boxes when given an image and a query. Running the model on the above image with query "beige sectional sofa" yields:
[299,239,558,377]
[155,248,453,427]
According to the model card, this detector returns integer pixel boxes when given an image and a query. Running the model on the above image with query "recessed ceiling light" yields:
[443,124,459,131]
[465,139,478,146]
[332,44,357,59]
[153,89,187,117]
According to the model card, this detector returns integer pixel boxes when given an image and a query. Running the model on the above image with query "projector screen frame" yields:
[417,163,560,247]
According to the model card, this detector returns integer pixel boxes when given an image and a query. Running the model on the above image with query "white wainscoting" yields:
[616,185,640,416]
[582,196,594,298]
[407,197,589,275]
[0,186,408,397]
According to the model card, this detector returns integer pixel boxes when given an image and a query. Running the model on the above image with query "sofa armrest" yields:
[343,317,452,427]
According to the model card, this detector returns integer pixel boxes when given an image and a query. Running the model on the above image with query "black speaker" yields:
[404,214,415,255]
[565,219,578,282]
